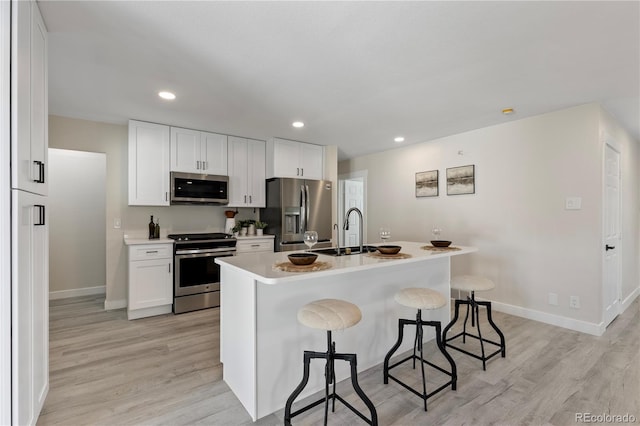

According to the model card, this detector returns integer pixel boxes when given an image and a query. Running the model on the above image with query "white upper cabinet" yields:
[128,120,171,206]
[266,138,323,180]
[170,127,227,175]
[11,0,48,196]
[228,136,266,207]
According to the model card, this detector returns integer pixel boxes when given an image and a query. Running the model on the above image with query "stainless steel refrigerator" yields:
[260,178,333,251]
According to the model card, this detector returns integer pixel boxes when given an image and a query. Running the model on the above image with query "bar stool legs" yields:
[383,309,457,411]
[284,330,378,426]
[443,290,506,370]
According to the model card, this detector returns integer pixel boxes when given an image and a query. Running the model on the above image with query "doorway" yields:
[338,171,367,247]
[48,149,106,299]
[602,139,621,327]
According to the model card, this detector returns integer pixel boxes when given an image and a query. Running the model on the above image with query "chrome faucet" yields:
[343,207,364,254]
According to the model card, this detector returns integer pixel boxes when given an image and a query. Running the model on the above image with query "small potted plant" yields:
[239,220,249,236]
[255,221,268,236]
[231,223,241,237]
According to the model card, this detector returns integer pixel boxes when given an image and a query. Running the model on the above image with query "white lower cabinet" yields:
[11,189,48,426]
[127,242,173,320]
[236,237,274,254]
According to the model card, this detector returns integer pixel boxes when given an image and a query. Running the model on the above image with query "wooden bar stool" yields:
[383,288,457,411]
[442,275,506,370]
[284,299,378,426]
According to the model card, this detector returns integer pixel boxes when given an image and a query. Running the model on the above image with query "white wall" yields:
[48,149,106,296]
[48,115,258,308]
[339,103,640,333]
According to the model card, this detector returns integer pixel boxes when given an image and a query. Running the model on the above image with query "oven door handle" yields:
[175,248,236,255]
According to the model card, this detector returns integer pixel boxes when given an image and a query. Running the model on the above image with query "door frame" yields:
[1,0,12,423]
[338,170,368,246]
[602,133,622,327]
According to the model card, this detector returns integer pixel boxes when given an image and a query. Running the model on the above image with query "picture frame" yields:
[446,165,475,195]
[415,170,439,197]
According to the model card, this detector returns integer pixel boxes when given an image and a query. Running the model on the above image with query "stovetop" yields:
[167,232,234,242]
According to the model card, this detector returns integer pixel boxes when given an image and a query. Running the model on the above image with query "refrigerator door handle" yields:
[305,185,310,230]
[299,185,306,233]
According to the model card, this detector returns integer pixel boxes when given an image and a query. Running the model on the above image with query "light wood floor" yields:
[38,295,639,425]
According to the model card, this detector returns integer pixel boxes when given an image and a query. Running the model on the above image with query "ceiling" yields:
[39,1,640,160]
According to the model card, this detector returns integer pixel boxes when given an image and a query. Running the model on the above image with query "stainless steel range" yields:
[167,232,236,314]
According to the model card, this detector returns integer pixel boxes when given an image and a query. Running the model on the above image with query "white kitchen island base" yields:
[217,242,476,421]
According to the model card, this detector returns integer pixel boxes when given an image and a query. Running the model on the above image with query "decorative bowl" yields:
[430,240,452,248]
[377,245,402,255]
[225,210,237,218]
[288,253,318,266]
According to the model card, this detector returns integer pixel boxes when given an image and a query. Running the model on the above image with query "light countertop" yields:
[123,237,174,245]
[216,241,477,284]
[236,234,274,239]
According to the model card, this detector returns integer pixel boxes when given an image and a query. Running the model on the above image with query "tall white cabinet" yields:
[227,136,266,208]
[9,1,49,424]
[128,120,171,206]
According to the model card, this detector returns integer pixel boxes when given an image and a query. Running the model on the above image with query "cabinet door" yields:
[299,143,323,180]
[170,127,201,173]
[128,120,170,206]
[11,190,48,426]
[227,136,249,207]
[201,131,228,175]
[128,259,173,310]
[272,139,301,178]
[11,0,48,196]
[247,139,266,207]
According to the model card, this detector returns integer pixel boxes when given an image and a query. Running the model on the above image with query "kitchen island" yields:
[215,241,477,421]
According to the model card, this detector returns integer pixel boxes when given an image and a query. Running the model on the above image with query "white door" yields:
[603,142,621,327]
[343,179,363,246]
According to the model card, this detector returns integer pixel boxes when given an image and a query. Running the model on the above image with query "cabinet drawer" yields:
[236,240,274,253]
[129,244,173,261]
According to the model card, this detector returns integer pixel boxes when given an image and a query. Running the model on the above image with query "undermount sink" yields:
[309,245,378,256]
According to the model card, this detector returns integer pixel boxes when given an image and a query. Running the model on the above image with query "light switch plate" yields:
[114,218,121,229]
[565,197,582,210]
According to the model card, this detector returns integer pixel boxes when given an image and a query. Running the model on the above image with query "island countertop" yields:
[215,240,477,284]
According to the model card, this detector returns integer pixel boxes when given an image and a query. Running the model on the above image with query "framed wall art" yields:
[415,170,439,197]
[446,165,475,195]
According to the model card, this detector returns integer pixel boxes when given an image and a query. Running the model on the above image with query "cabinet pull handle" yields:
[301,168,304,176]
[251,244,260,247]
[34,205,45,226]
[169,263,171,273]
[196,160,200,170]
[33,161,45,183]
[296,167,299,176]
[249,195,252,203]
[165,192,168,201]
[146,250,158,254]
[244,195,247,203]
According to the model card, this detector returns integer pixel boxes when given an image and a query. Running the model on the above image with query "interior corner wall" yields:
[48,115,257,307]
[599,106,640,305]
[339,104,607,327]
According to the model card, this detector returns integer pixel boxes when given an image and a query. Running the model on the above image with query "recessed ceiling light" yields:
[394,136,405,143]
[158,91,176,100]
[292,121,304,128]
[502,108,514,115]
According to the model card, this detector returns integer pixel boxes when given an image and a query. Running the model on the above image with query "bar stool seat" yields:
[298,298,362,330]
[443,275,506,370]
[285,299,377,426]
[383,288,456,411]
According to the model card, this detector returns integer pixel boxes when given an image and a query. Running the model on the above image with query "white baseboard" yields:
[621,287,640,312]
[104,299,127,310]
[486,300,605,336]
[49,285,105,300]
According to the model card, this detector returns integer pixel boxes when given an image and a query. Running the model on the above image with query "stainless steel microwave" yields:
[170,172,229,205]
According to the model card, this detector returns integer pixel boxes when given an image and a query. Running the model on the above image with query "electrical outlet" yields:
[548,293,558,306]
[570,296,580,309]
[565,197,582,210]
[114,218,121,229]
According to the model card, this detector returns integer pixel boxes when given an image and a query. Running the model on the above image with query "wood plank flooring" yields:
[38,295,639,425]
